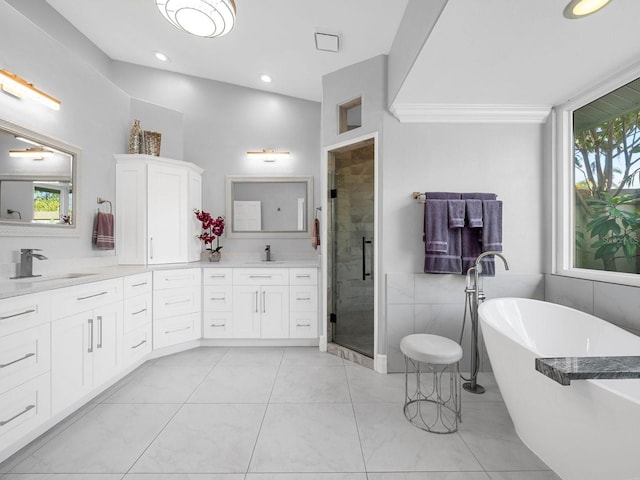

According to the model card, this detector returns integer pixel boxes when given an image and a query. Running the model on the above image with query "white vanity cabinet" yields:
[202,268,233,338]
[153,268,201,348]
[50,278,123,415]
[122,272,153,367]
[0,293,51,453]
[289,268,319,338]
[232,268,290,338]
[115,154,203,265]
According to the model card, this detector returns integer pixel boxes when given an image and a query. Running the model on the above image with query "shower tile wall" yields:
[334,146,375,337]
[386,272,545,373]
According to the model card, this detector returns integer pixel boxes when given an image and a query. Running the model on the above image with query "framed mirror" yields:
[0,118,80,236]
[226,175,313,238]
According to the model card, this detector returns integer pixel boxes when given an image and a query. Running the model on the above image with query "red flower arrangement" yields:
[194,209,225,252]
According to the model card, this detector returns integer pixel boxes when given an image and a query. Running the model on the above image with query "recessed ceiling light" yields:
[260,74,272,83]
[563,0,611,19]
[155,51,169,62]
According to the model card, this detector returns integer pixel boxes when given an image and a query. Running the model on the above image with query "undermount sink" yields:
[14,272,96,283]
[243,261,285,265]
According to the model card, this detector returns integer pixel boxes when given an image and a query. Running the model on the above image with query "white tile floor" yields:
[0,347,561,480]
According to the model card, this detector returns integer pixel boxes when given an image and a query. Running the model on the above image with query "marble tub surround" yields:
[0,346,559,478]
[535,356,640,385]
[386,272,544,373]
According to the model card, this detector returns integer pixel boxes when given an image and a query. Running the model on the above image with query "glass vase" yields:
[208,250,221,262]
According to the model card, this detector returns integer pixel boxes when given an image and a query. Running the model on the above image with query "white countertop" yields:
[0,259,320,300]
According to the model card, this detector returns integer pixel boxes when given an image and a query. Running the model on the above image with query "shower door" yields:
[328,143,375,358]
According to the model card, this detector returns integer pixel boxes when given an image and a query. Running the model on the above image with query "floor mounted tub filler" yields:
[478,297,640,480]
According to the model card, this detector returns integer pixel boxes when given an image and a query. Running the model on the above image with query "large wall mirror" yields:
[0,118,79,236]
[226,175,313,238]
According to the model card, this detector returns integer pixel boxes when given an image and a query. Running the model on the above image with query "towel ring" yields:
[97,197,112,214]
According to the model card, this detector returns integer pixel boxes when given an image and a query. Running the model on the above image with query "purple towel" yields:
[424,202,462,274]
[461,192,497,200]
[424,200,449,253]
[482,200,503,252]
[426,192,460,200]
[92,211,114,250]
[465,199,483,228]
[448,200,465,228]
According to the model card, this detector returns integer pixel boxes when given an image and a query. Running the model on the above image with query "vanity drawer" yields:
[203,286,233,312]
[51,278,123,319]
[123,272,152,297]
[0,372,51,452]
[153,312,200,349]
[233,268,288,285]
[122,324,152,366]
[289,312,318,339]
[153,268,201,290]
[289,285,318,312]
[123,293,152,333]
[153,287,200,320]
[203,268,233,286]
[289,268,318,285]
[0,323,50,395]
[0,293,50,337]
[202,311,233,338]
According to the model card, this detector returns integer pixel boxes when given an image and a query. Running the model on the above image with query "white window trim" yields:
[554,63,640,288]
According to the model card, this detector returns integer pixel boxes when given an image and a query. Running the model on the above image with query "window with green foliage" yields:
[572,77,640,274]
[33,186,61,223]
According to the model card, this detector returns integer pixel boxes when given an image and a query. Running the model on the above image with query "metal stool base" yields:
[403,356,461,434]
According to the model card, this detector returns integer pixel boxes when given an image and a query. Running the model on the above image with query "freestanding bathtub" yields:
[478,297,640,480]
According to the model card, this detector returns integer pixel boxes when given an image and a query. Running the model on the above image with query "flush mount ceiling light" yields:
[564,0,611,19]
[155,0,236,38]
[0,69,61,110]
[9,147,55,160]
[247,149,290,162]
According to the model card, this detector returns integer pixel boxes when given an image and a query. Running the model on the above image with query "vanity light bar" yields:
[9,147,55,159]
[246,149,290,162]
[0,69,61,111]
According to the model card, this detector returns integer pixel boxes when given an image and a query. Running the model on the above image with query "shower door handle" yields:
[362,237,372,280]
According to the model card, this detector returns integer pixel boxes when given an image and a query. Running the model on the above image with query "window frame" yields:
[554,65,640,287]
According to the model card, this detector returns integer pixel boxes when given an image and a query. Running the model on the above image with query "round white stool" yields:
[400,333,463,433]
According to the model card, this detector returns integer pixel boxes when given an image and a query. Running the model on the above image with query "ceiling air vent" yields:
[315,32,340,53]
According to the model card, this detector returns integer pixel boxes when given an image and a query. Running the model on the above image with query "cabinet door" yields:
[147,163,188,264]
[92,303,122,388]
[260,286,290,339]
[51,312,92,414]
[232,286,260,338]
[116,161,147,265]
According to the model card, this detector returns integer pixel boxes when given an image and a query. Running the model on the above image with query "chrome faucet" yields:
[264,244,271,262]
[463,251,509,394]
[11,249,48,279]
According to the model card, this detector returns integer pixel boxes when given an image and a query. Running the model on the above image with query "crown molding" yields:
[389,103,552,124]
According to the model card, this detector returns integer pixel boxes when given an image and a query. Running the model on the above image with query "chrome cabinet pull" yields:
[132,308,147,316]
[164,275,191,282]
[254,291,258,313]
[150,237,153,260]
[131,339,147,349]
[210,296,226,301]
[0,352,35,368]
[0,404,35,426]
[77,291,107,301]
[296,297,311,301]
[209,274,226,278]
[249,275,272,278]
[296,323,311,327]
[210,323,225,327]
[0,308,36,320]
[165,326,190,334]
[97,315,103,349]
[165,299,190,306]
[262,291,266,313]
[296,274,311,279]
[87,319,94,353]
[131,281,147,287]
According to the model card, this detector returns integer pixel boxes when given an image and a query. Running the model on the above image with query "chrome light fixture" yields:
[155,0,236,38]
[0,69,61,110]
[247,149,290,162]
[564,0,611,19]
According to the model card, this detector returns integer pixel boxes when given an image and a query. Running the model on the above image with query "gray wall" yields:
[111,61,321,258]
[0,0,130,266]
[130,98,184,161]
